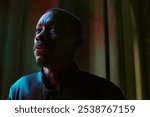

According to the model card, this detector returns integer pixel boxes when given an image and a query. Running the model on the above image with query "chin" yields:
[35,56,46,67]
[35,56,53,68]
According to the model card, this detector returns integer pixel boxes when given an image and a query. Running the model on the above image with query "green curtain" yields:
[0,0,27,99]
[132,0,150,99]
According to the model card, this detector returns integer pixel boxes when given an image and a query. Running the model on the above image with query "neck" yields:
[43,62,74,87]
[43,67,60,87]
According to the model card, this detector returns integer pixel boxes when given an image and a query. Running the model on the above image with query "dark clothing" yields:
[8,66,125,100]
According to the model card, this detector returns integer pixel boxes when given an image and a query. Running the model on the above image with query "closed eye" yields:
[36,28,42,34]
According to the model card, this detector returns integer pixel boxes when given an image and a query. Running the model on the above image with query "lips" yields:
[33,44,49,50]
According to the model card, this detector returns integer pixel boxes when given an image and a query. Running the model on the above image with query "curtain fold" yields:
[0,0,9,99]
[0,0,27,99]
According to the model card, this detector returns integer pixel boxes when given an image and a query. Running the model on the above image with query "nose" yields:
[35,28,48,43]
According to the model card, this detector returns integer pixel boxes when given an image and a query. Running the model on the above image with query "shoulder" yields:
[78,71,125,99]
[79,71,115,87]
[12,71,41,88]
[8,71,42,99]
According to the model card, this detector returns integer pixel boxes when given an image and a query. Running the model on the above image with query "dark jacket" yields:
[8,66,125,100]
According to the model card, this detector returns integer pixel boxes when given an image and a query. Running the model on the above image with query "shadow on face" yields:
[33,9,83,69]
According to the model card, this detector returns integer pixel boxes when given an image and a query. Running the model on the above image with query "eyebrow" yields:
[37,19,56,28]
[36,24,43,29]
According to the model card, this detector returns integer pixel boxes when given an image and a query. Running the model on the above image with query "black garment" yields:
[8,65,125,100]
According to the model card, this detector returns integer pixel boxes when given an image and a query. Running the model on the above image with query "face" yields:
[33,11,76,68]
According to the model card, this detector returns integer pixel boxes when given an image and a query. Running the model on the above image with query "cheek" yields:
[59,44,75,57]
[34,38,37,43]
[49,31,59,41]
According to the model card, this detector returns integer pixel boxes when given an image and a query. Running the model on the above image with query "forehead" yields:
[36,11,56,27]
[36,10,75,28]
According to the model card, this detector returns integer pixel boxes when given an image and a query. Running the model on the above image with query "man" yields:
[8,8,125,100]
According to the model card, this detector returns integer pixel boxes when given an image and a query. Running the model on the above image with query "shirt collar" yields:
[41,63,81,90]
